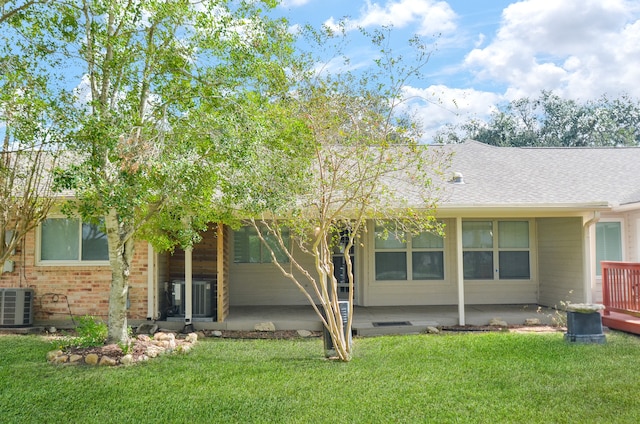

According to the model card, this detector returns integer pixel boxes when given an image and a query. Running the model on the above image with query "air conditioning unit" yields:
[170,280,214,318]
[0,288,34,327]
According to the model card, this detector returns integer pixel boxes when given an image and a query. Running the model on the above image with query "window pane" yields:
[234,226,289,263]
[261,229,289,263]
[375,252,407,280]
[41,218,79,260]
[596,222,622,276]
[374,226,406,249]
[499,251,530,279]
[462,222,493,248]
[412,232,443,249]
[412,252,444,280]
[81,222,109,261]
[463,251,493,279]
[499,221,529,248]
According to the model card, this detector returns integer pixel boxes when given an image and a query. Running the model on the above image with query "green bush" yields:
[56,315,108,349]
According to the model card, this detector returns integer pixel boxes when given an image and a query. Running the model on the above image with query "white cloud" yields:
[464,0,640,100]
[280,0,312,6]
[401,84,503,141]
[325,0,458,35]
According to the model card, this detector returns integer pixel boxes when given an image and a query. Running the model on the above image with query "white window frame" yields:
[373,224,445,282]
[462,219,532,281]
[595,218,625,277]
[36,216,110,266]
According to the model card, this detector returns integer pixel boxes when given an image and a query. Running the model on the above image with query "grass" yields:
[2,331,640,423]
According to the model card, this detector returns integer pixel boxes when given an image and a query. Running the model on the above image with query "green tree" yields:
[244,26,450,361]
[0,0,72,270]
[436,91,640,147]
[8,0,306,343]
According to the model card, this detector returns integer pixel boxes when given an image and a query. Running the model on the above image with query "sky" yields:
[275,0,640,141]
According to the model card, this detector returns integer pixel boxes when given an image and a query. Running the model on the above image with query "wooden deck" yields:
[601,311,640,335]
[601,261,640,335]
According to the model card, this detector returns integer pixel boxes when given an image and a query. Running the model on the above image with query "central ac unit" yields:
[170,280,214,318]
[0,288,34,327]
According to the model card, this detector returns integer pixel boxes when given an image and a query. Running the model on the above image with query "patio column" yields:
[456,217,466,325]
[147,243,155,320]
[184,246,193,325]
[583,212,600,304]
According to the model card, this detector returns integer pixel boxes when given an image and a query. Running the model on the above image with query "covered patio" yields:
[156,304,556,335]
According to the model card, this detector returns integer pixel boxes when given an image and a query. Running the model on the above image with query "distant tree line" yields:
[435,91,640,147]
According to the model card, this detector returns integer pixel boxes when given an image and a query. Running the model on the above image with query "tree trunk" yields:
[104,209,135,344]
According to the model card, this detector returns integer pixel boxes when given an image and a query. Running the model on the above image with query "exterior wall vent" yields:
[450,172,465,184]
[0,288,34,327]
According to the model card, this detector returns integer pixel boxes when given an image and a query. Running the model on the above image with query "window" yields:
[462,220,530,280]
[374,224,444,281]
[596,221,622,276]
[234,225,289,263]
[40,218,109,263]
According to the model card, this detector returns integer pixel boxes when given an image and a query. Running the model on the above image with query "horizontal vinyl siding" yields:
[229,246,316,306]
[464,281,538,304]
[626,211,640,262]
[537,217,584,307]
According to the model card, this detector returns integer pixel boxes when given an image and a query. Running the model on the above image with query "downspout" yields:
[456,217,465,326]
[583,211,601,304]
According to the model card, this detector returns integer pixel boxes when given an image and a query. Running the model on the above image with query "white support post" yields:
[583,212,600,304]
[185,247,193,325]
[456,217,466,326]
[146,243,155,320]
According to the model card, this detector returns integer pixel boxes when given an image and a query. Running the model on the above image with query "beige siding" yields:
[537,217,584,306]
[363,219,458,306]
[229,234,317,306]
[626,211,640,262]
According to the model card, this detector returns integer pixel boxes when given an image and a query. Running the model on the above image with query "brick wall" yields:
[0,229,149,323]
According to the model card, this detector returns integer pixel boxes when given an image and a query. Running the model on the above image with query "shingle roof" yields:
[437,140,640,210]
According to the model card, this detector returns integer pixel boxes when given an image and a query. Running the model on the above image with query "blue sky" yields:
[276,0,640,141]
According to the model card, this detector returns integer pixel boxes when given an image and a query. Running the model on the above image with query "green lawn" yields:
[2,331,640,423]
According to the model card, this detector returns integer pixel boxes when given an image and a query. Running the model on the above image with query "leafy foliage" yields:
[4,1,310,343]
[436,91,640,147]
[55,315,108,349]
[248,25,450,361]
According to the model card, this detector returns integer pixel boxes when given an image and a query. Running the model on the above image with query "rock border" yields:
[47,332,198,367]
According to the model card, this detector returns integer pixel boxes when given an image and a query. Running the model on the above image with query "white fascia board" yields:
[435,203,611,218]
[611,202,640,213]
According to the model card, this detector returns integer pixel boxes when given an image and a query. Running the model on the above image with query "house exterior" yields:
[2,140,640,327]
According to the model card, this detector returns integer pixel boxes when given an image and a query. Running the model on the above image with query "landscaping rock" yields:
[426,326,440,334]
[85,353,99,365]
[297,330,313,338]
[211,330,223,337]
[121,354,134,366]
[136,323,158,335]
[99,356,117,366]
[255,322,276,332]
[46,330,197,367]
[154,332,175,342]
[47,350,62,361]
[53,355,68,364]
[489,318,508,327]
[146,345,164,358]
[524,318,541,326]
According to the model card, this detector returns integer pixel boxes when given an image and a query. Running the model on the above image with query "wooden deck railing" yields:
[602,261,640,317]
